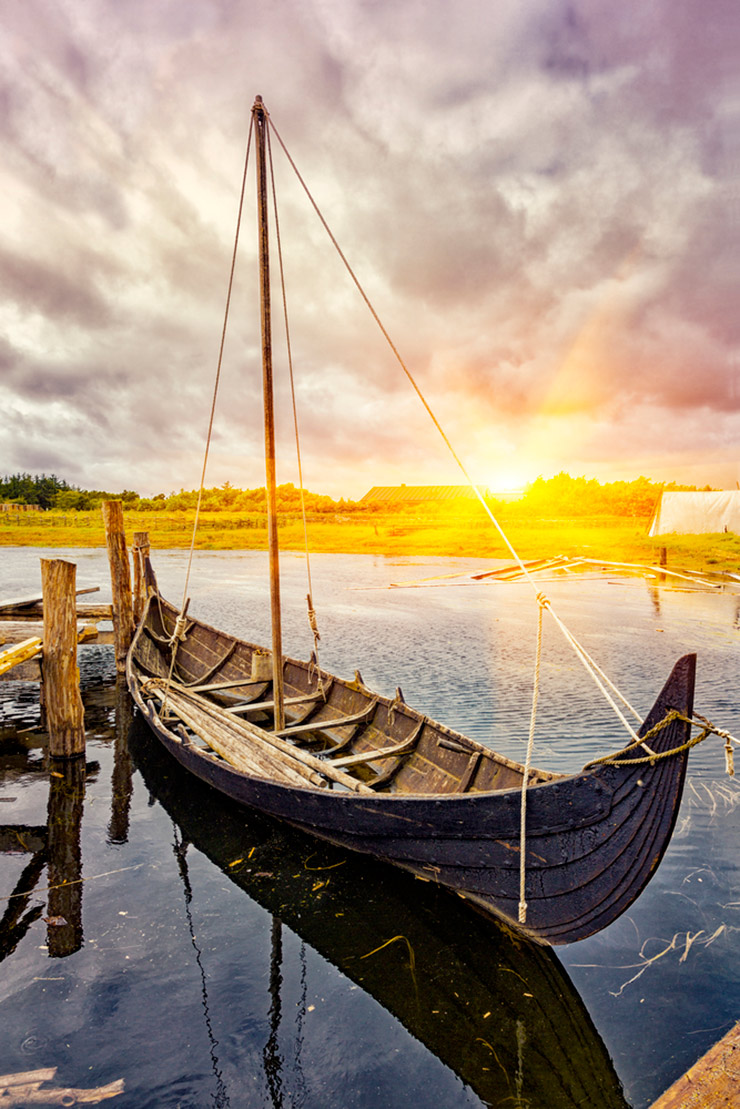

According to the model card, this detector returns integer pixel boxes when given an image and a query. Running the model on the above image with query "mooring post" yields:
[102,501,134,673]
[131,530,151,625]
[40,558,85,757]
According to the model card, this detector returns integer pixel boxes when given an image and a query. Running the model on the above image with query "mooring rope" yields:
[583,711,739,773]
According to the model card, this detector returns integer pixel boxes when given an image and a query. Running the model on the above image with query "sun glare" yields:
[487,467,529,493]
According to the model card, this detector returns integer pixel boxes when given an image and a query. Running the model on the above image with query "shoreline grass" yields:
[1,509,739,574]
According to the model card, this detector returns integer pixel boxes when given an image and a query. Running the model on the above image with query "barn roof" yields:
[361,485,490,504]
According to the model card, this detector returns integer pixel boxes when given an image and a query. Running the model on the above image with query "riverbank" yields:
[2,509,739,573]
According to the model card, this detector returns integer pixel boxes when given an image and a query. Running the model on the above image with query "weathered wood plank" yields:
[41,559,85,758]
[0,587,100,614]
[0,637,42,675]
[649,1021,740,1108]
[102,501,134,673]
[0,603,113,620]
[131,531,151,625]
[0,1065,124,1102]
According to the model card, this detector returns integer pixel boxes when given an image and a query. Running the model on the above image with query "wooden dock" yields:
[649,1021,740,1107]
[0,585,114,682]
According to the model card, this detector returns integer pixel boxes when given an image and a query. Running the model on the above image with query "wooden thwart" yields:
[274,700,378,739]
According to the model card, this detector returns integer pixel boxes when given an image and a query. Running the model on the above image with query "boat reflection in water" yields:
[130,717,629,1109]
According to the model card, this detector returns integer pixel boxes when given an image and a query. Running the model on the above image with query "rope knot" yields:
[536,592,551,610]
[169,614,189,646]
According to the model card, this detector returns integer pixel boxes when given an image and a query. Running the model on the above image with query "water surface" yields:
[0,549,738,1107]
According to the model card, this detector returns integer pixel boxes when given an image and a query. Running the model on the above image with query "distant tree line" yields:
[502,472,709,518]
[0,474,359,514]
[134,482,361,514]
[0,473,137,510]
[2,471,712,518]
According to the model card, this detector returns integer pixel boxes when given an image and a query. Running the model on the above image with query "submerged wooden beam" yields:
[0,1066,124,1103]
[40,559,85,758]
[102,501,134,673]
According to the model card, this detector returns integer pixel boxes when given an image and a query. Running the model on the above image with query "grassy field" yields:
[1,507,739,573]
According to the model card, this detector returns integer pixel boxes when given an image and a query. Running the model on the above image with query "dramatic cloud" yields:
[0,0,737,497]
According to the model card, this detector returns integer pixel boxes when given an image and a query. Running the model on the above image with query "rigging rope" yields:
[267,115,650,749]
[163,118,255,708]
[265,116,323,678]
[266,112,740,925]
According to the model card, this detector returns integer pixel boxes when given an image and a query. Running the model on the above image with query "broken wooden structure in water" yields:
[0,501,148,758]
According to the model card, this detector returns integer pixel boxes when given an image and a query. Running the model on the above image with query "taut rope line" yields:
[163,118,255,708]
[267,114,648,748]
[265,114,323,679]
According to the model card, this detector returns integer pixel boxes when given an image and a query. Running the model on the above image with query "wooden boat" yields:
[129,716,631,1108]
[128,573,695,946]
[127,96,697,946]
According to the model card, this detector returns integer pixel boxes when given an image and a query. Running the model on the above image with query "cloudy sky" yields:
[1,0,738,499]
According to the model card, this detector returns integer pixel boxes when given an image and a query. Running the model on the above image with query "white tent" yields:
[648,491,740,536]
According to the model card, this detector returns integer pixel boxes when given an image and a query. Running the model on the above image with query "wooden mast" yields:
[253,95,285,731]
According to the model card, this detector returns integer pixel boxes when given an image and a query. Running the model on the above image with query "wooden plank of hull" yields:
[128,592,695,944]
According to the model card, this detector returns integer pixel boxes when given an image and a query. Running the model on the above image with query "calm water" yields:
[1,548,738,1108]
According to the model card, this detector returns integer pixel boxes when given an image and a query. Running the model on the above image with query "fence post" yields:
[40,558,85,757]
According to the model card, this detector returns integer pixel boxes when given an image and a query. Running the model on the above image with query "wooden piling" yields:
[131,531,151,625]
[40,559,85,758]
[102,501,134,673]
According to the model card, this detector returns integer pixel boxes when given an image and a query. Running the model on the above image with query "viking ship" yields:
[127,96,696,945]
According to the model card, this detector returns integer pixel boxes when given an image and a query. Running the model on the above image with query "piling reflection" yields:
[0,825,47,962]
[46,757,85,957]
[130,719,629,1109]
[108,681,134,844]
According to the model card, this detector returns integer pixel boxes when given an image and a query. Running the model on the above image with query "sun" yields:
[487,466,529,493]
